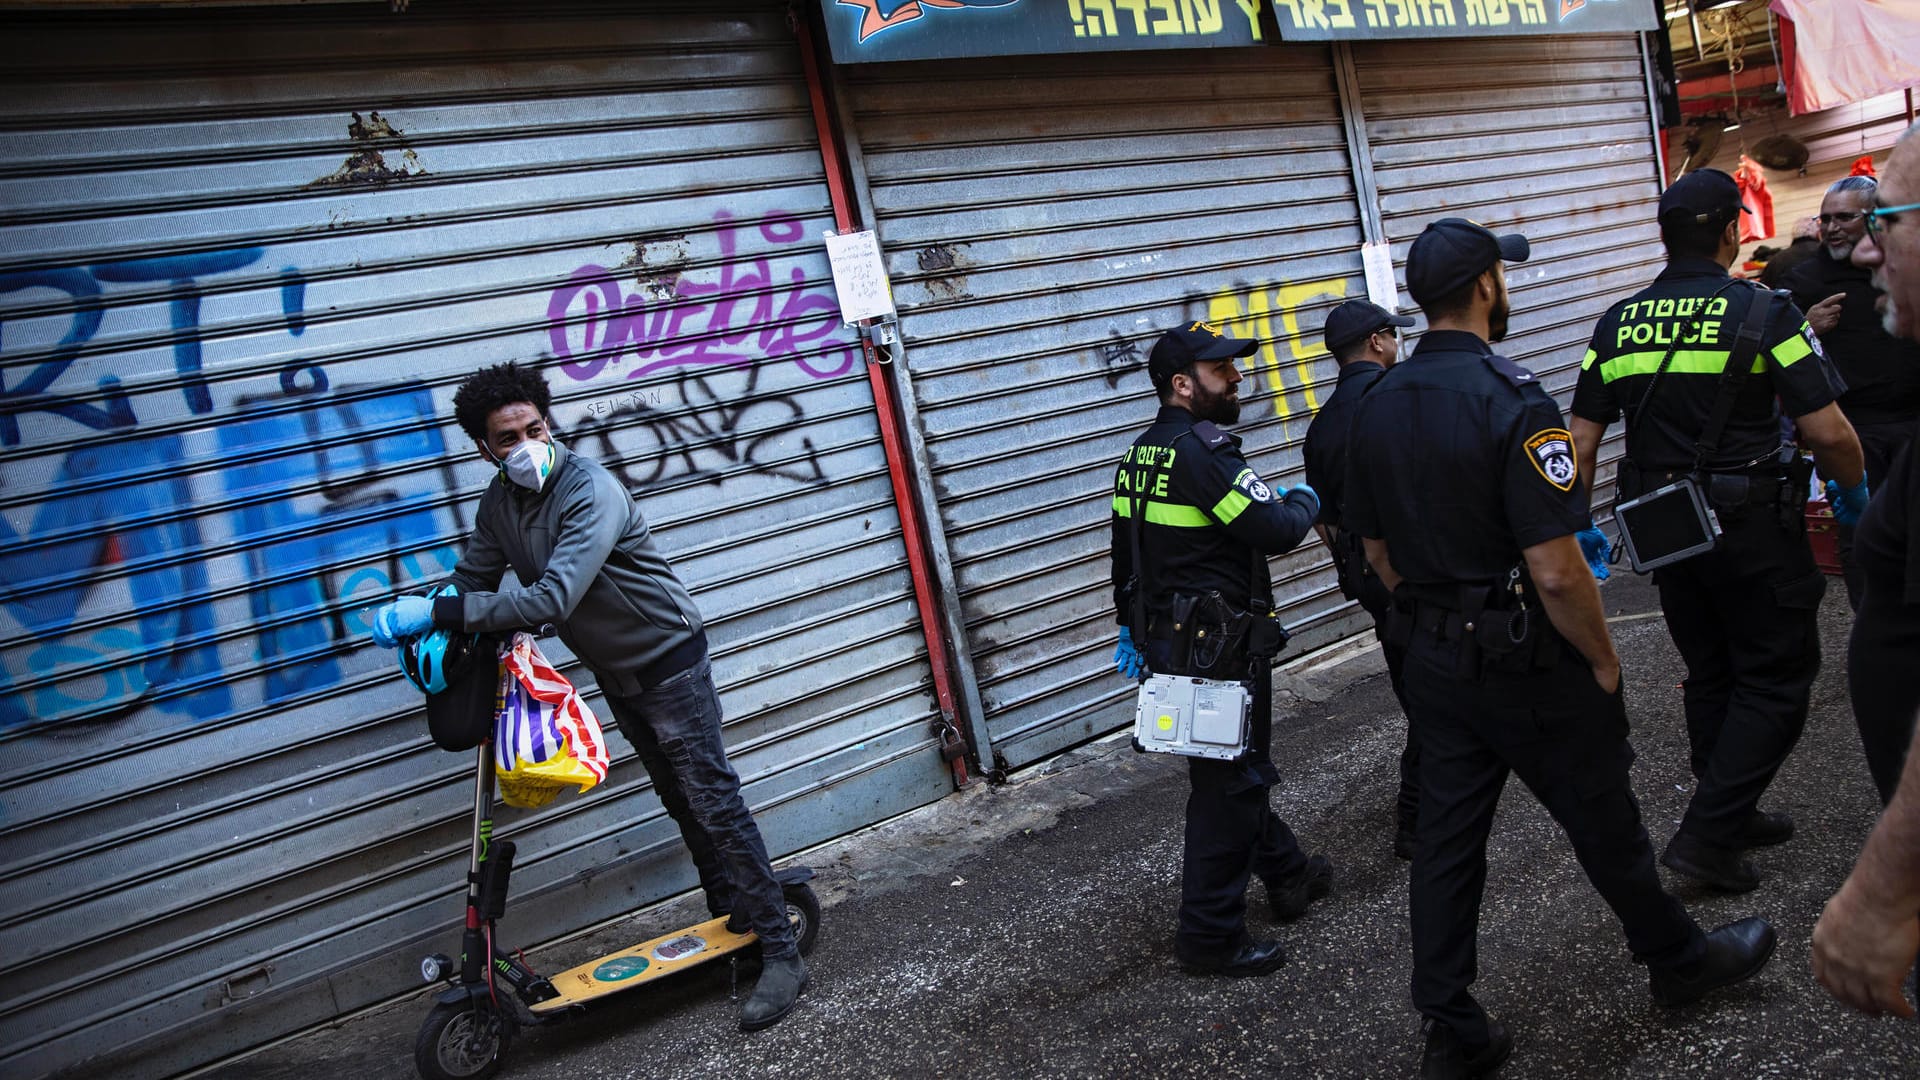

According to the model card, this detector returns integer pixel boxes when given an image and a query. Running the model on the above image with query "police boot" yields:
[1175,936,1287,977]
[1420,1017,1512,1080]
[1661,831,1760,893]
[1649,917,1776,1006]
[1266,854,1334,921]
[739,954,809,1031]
[1739,809,1795,848]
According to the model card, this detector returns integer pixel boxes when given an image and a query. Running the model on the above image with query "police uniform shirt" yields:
[1303,361,1388,530]
[1570,257,1842,471]
[1783,251,1920,427]
[1110,405,1317,616]
[1342,331,1591,585]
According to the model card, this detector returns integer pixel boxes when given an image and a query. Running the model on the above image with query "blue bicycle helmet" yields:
[400,585,480,695]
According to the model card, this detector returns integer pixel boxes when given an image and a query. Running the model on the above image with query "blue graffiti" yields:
[0,429,231,720]
[0,248,308,446]
[0,247,466,730]
[218,383,454,702]
[0,383,463,727]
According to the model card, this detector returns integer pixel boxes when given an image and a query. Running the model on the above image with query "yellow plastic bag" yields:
[493,632,610,809]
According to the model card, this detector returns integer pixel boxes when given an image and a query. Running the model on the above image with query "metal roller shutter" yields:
[0,4,949,1077]
[843,46,1372,772]
[1351,34,1668,506]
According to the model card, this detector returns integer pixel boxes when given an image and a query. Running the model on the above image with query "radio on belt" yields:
[1132,673,1251,760]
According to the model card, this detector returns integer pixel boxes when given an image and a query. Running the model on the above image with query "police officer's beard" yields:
[1190,380,1241,425]
[1487,293,1511,344]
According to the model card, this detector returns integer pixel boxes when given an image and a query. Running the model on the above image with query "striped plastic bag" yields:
[493,632,610,809]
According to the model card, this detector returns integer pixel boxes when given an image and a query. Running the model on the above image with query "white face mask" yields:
[494,438,557,491]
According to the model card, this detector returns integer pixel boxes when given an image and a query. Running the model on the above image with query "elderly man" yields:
[1812,121,1920,1020]
[1786,175,1920,609]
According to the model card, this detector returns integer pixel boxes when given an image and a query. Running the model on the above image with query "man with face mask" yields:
[1569,169,1865,895]
[1345,218,1777,1079]
[1784,175,1920,609]
[368,361,807,1032]
[1109,322,1331,977]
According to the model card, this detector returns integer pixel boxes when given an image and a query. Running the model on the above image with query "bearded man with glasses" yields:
[1786,174,1920,610]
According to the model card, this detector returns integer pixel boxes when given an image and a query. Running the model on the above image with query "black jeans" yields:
[1653,505,1824,848]
[1402,631,1703,1046]
[604,657,796,959]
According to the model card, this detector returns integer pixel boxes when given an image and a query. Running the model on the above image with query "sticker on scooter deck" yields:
[529,914,759,1012]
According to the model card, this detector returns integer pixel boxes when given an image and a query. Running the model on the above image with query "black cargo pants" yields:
[1653,502,1825,849]
[1401,619,1704,1046]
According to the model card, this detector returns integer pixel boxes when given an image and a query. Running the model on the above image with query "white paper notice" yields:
[1361,241,1399,312]
[823,230,896,324]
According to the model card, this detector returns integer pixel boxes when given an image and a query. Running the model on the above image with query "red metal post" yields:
[790,5,970,787]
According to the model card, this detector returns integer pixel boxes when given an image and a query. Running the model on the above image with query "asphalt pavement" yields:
[197,572,1920,1080]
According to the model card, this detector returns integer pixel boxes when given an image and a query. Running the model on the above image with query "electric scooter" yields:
[412,736,821,1080]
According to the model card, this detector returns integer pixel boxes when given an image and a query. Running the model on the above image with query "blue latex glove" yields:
[1827,475,1870,528]
[1113,626,1146,681]
[371,595,435,648]
[1575,522,1612,582]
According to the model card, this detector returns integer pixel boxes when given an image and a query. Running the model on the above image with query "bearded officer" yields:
[1344,218,1777,1078]
[1109,321,1333,976]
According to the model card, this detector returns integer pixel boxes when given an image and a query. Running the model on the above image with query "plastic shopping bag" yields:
[494,632,611,809]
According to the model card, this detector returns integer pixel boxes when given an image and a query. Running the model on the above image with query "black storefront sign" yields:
[821,0,1656,63]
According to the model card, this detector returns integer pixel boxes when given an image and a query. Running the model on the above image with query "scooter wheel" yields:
[782,882,822,957]
[414,999,513,1080]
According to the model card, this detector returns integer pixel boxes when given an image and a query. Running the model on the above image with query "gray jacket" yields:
[438,442,706,695]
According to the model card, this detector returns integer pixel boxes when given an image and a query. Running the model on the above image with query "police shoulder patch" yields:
[1802,323,1827,359]
[1524,428,1578,492]
[1233,467,1275,503]
[1188,421,1238,452]
[1482,352,1537,391]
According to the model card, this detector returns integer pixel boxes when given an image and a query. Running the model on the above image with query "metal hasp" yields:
[791,2,972,789]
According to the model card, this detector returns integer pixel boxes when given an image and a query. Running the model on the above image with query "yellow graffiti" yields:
[1206,277,1349,420]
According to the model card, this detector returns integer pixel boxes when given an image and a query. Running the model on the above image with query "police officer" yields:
[1344,219,1776,1078]
[1569,169,1868,893]
[1302,299,1421,859]
[1109,321,1333,976]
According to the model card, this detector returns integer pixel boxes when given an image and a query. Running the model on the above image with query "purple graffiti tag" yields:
[548,268,628,382]
[544,209,861,384]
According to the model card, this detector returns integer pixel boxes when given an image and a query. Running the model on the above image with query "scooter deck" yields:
[529,914,759,1013]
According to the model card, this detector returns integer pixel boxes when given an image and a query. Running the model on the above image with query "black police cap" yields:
[1147,321,1259,381]
[1657,167,1754,226]
[1323,299,1415,353]
[1406,218,1530,308]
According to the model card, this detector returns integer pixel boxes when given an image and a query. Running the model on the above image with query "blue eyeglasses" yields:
[1865,201,1920,237]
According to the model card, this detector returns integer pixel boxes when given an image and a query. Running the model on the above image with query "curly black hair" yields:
[452,361,552,443]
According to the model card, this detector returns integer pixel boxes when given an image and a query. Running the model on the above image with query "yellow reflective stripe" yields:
[1111,495,1209,527]
[1771,327,1813,367]
[1581,347,1598,371]
[1147,503,1209,527]
[1212,488,1251,525]
[1599,349,1764,382]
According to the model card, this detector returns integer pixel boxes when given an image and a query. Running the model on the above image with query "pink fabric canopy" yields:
[1770,0,1920,116]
